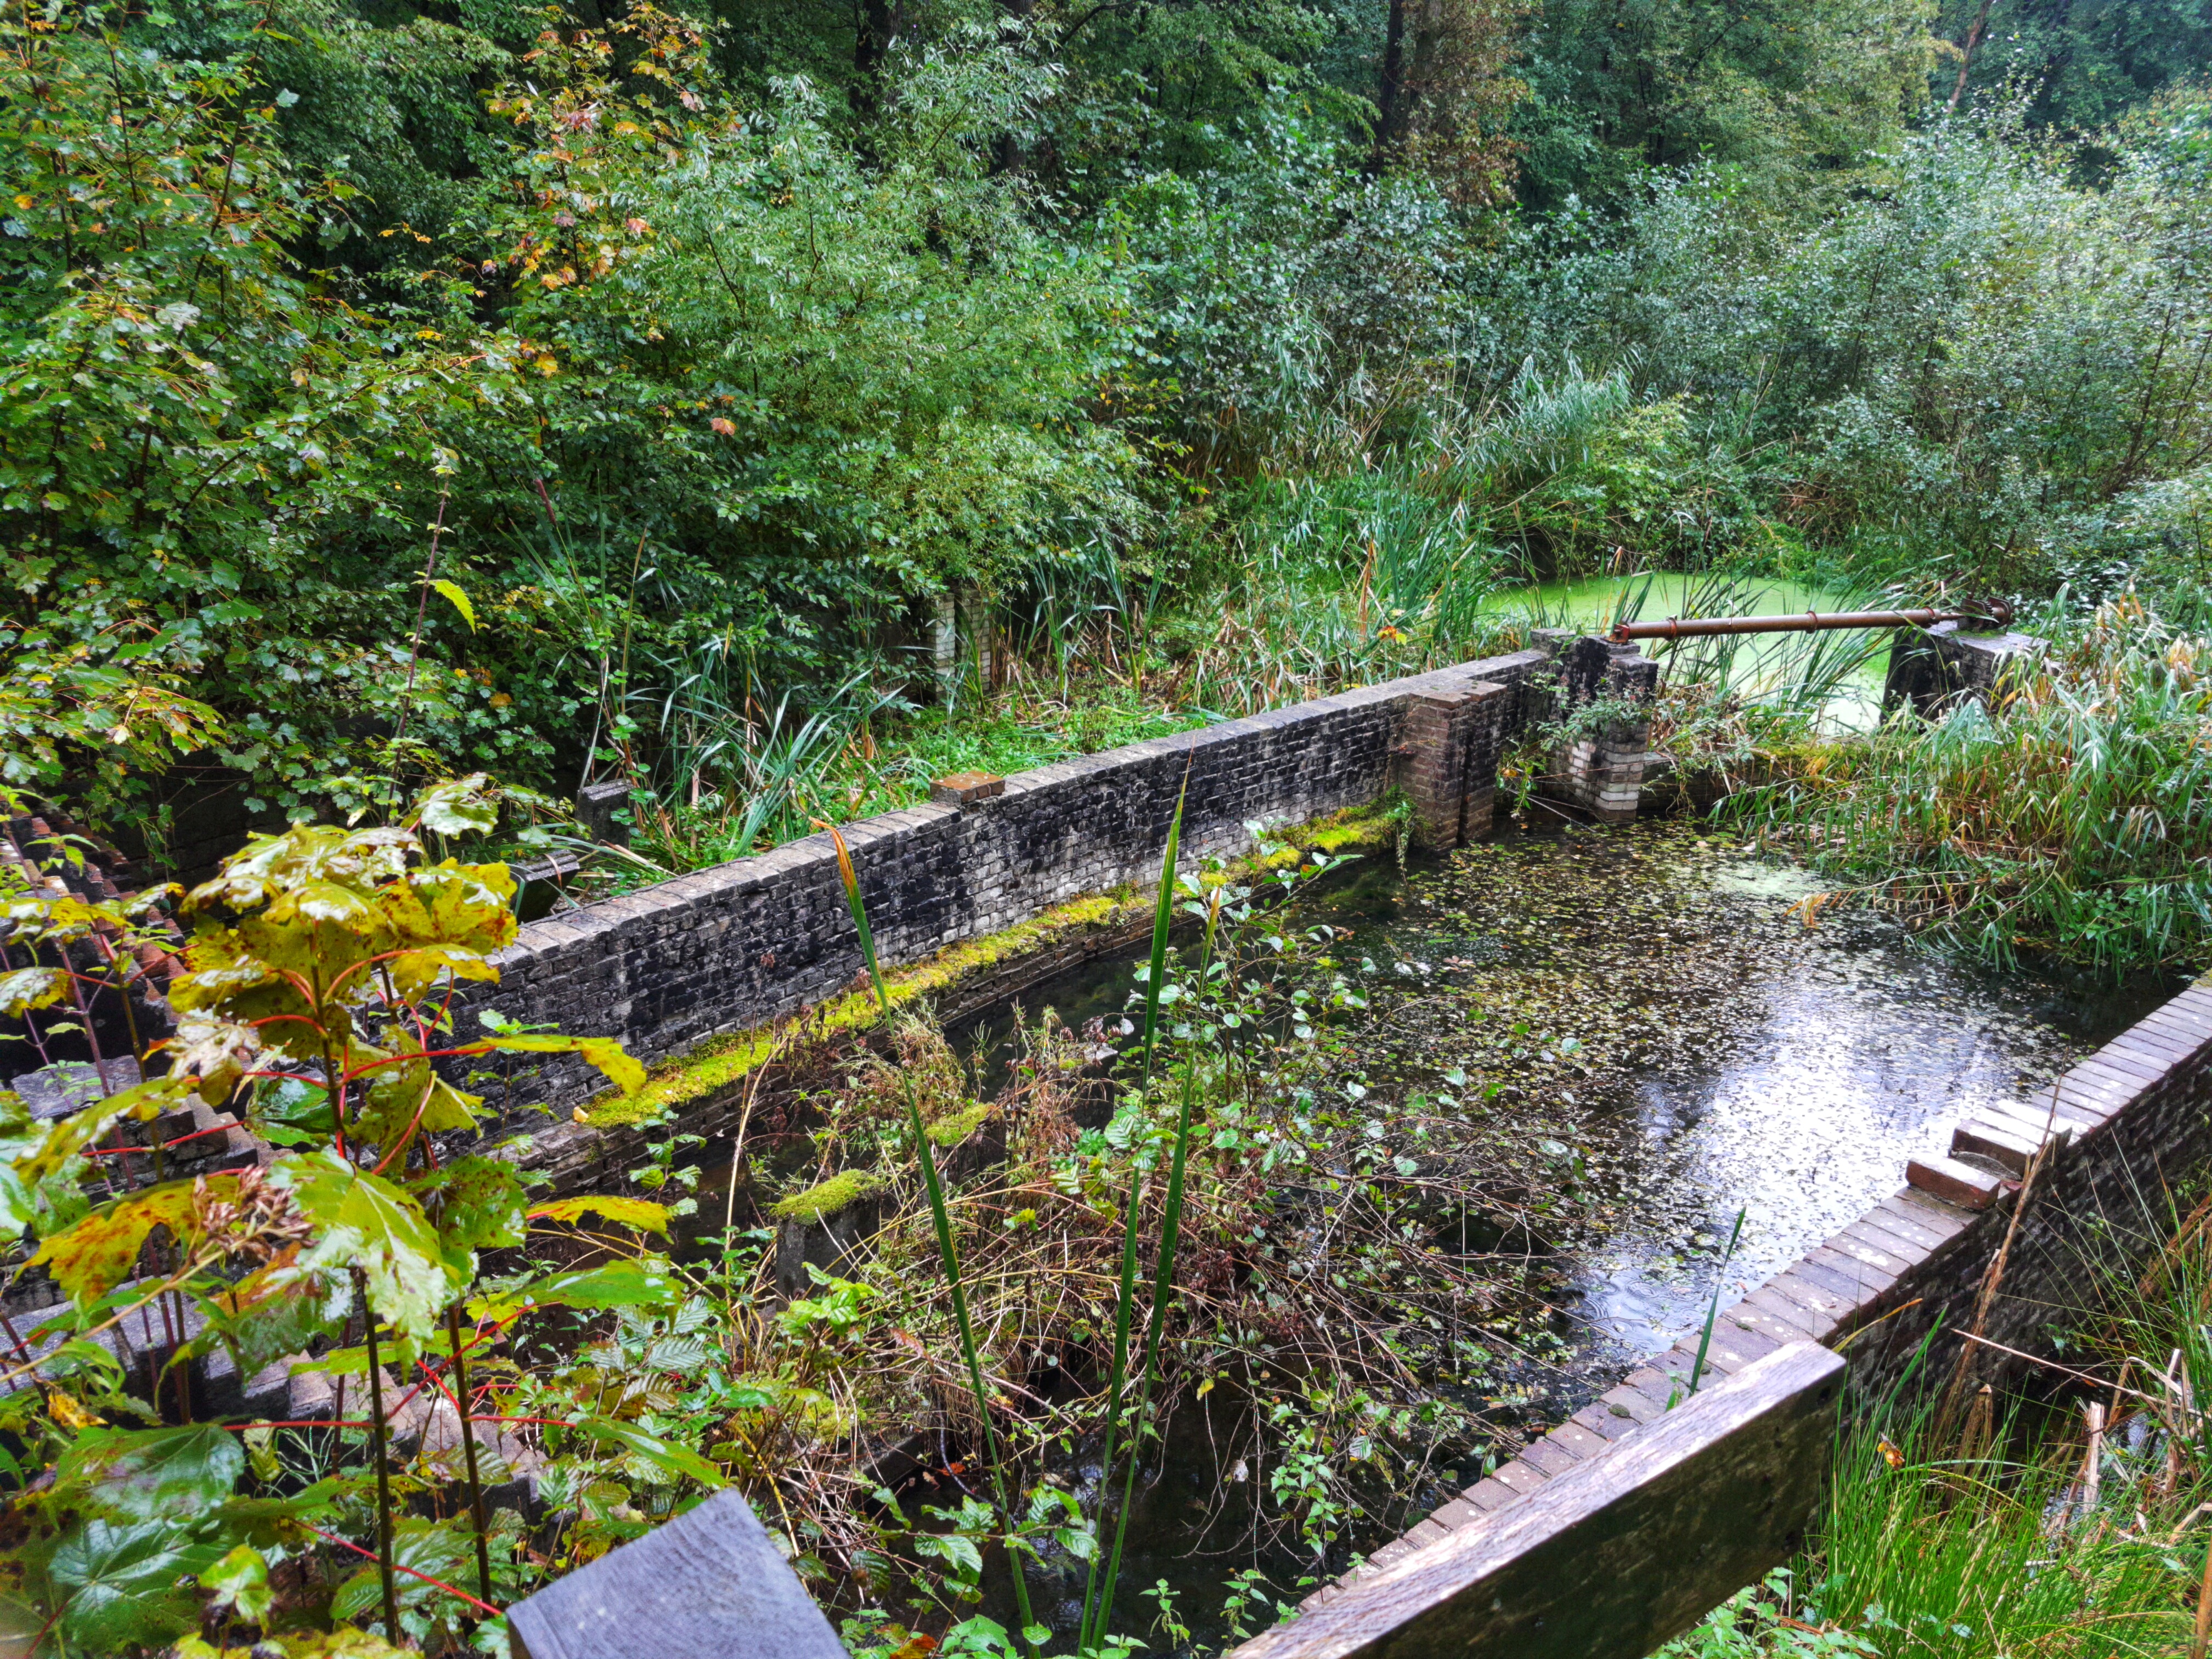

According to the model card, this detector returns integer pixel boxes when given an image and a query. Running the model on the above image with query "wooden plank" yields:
[1228,1343,1845,1659]
[507,1488,845,1659]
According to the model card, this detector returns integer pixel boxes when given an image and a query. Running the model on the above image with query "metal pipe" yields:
[1607,601,2010,644]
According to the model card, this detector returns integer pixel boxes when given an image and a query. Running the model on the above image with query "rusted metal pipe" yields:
[1607,601,2011,645]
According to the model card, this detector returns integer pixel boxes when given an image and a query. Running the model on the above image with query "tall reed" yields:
[1079,787,1187,1652]
[1740,592,2212,974]
[825,827,1040,1655]
[1089,874,1222,1652]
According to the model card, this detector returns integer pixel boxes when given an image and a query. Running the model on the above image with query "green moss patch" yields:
[770,1169,886,1223]
[927,1102,995,1147]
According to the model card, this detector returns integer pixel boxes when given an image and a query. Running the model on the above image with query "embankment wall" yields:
[464,651,1555,1120]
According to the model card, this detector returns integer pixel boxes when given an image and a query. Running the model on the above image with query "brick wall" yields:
[462,650,1554,1120]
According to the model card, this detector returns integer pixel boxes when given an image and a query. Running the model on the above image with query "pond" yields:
[946,816,2172,1649]
[1479,572,1895,729]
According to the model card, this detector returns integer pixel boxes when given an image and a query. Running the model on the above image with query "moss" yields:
[578,888,1145,1125]
[926,1102,995,1147]
[578,794,1400,1127]
[770,1169,885,1223]
[1269,798,1407,862]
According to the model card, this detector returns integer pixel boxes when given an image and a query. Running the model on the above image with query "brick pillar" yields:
[1394,680,1509,850]
[1882,622,2044,718]
[1546,635,1657,825]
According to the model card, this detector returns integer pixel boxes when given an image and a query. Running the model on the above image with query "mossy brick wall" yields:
[461,651,1551,1120]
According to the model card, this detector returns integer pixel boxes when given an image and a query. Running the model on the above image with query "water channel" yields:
[939,815,2172,1649]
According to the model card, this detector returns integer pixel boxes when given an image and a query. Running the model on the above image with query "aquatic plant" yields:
[1740,591,2212,975]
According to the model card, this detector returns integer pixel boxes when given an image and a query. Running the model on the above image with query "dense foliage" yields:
[0,0,2200,860]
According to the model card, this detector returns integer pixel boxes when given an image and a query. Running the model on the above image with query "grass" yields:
[1737,591,2212,977]
[1660,1180,2212,1659]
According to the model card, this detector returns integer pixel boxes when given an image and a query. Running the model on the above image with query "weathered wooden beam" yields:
[506,1487,846,1659]
[1228,1341,1846,1659]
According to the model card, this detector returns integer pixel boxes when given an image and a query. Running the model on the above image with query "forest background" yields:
[6,0,2212,895]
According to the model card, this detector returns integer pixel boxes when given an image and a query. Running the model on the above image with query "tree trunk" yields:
[855,0,899,123]
[1376,0,1410,163]
[992,0,1035,174]
[1946,0,1995,111]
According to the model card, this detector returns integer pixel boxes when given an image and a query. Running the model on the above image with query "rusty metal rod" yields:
[1608,604,2009,644]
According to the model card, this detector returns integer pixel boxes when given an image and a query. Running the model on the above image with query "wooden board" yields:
[506,1488,847,1659]
[1228,1341,1846,1659]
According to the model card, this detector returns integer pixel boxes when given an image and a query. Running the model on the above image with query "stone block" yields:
[1883,623,2045,718]
[1906,1153,2005,1210]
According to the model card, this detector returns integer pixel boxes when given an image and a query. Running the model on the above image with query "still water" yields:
[952,819,2170,1648]
[1479,572,1893,728]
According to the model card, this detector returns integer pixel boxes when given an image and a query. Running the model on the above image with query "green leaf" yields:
[411,1156,527,1251]
[413,774,498,835]
[526,1194,669,1233]
[430,578,477,632]
[46,1519,222,1652]
[15,1076,196,1186]
[270,1149,464,1344]
[573,1416,728,1488]
[57,1424,245,1521]
[330,1517,475,1623]
[471,1258,680,1329]
[914,1529,984,1581]
[201,1543,273,1623]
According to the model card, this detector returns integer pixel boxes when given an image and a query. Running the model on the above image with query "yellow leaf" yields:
[430,578,476,632]
[32,1176,240,1305]
[47,1391,102,1430]
[527,1195,670,1234]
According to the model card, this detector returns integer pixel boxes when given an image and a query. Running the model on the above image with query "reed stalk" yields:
[1079,789,1188,1654]
[825,827,1040,1656]
[1090,882,1221,1651]
[1685,1207,1746,1398]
